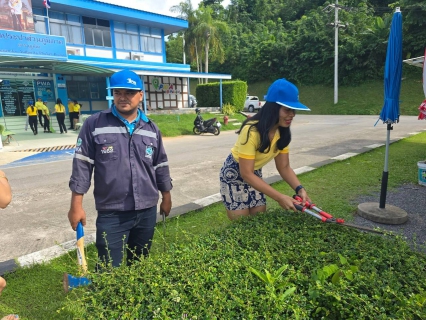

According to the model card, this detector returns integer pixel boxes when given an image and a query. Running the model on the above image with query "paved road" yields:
[0,115,424,262]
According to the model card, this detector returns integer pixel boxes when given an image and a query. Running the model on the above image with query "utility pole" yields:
[334,0,339,104]
[324,1,350,104]
[183,33,186,64]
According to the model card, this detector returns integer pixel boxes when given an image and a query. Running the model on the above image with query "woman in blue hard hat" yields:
[219,79,311,220]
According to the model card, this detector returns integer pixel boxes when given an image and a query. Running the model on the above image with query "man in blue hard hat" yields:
[68,69,172,268]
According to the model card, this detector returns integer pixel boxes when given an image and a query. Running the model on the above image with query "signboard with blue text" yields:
[0,29,67,60]
[34,79,54,102]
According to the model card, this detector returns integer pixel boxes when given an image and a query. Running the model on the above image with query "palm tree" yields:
[194,5,229,82]
[170,1,203,79]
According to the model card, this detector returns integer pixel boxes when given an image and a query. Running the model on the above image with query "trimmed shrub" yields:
[196,80,247,112]
[66,211,426,319]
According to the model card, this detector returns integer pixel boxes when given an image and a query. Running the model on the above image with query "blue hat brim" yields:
[107,86,142,90]
[276,101,311,111]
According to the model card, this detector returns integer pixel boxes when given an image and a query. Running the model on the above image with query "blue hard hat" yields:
[266,79,311,111]
[107,69,142,91]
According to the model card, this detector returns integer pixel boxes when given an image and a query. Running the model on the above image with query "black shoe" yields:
[60,132,63,134]
[65,131,68,133]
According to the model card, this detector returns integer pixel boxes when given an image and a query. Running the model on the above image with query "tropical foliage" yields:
[166,0,426,85]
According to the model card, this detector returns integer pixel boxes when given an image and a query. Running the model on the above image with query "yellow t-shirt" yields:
[68,101,74,112]
[73,103,81,113]
[41,105,50,116]
[55,104,65,113]
[35,101,44,111]
[26,106,37,116]
[231,123,289,170]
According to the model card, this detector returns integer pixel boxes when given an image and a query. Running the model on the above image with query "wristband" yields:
[295,185,304,194]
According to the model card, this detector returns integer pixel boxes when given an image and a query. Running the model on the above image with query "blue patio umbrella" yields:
[377,7,403,208]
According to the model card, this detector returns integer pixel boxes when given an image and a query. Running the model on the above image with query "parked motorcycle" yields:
[193,108,221,135]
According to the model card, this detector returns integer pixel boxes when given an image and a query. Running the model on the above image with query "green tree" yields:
[194,5,229,82]
[166,34,184,64]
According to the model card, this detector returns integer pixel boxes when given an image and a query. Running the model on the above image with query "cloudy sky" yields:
[96,0,231,17]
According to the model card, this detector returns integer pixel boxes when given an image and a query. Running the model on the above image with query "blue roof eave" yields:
[67,56,232,79]
[37,0,188,35]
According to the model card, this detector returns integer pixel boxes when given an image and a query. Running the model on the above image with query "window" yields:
[67,76,106,101]
[83,17,111,47]
[34,15,47,34]
[48,12,83,44]
[140,27,163,53]
[114,23,163,54]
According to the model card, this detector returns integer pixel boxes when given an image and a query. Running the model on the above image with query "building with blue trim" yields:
[0,0,231,123]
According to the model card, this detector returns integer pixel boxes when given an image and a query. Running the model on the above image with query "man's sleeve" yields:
[69,118,95,194]
[153,126,173,192]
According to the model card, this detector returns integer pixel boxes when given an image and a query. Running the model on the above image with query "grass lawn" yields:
[1,132,425,319]
[147,112,247,137]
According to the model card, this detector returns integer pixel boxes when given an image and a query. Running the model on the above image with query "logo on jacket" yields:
[101,146,114,154]
[145,145,154,159]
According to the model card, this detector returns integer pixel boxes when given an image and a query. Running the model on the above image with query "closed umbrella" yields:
[418,48,426,120]
[377,7,402,209]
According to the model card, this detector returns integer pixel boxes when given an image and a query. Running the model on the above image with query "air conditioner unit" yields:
[67,48,81,56]
[131,53,144,61]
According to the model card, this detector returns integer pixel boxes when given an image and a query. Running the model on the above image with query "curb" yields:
[0,133,422,276]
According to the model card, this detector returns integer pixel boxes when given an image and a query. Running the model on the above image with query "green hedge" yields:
[66,211,426,319]
[196,80,247,111]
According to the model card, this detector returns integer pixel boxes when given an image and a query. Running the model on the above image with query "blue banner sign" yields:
[34,79,54,102]
[0,30,67,60]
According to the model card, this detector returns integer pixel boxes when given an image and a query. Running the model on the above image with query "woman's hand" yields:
[277,194,299,212]
[297,188,311,206]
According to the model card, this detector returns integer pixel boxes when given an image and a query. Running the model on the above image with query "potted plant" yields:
[221,103,235,126]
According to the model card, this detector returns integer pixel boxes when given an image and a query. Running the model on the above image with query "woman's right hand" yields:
[277,194,299,212]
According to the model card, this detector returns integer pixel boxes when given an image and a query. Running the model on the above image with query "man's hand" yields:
[68,193,86,231]
[68,206,86,231]
[159,191,172,217]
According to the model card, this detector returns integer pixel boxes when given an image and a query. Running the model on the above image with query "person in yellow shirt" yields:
[68,99,75,130]
[219,79,312,220]
[26,101,38,135]
[41,101,52,133]
[72,100,81,131]
[35,98,44,127]
[52,98,67,134]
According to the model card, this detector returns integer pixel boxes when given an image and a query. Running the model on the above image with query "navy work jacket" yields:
[69,109,172,211]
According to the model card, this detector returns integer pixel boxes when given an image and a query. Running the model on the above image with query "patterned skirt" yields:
[219,153,266,210]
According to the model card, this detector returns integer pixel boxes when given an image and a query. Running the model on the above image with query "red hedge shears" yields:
[293,195,387,234]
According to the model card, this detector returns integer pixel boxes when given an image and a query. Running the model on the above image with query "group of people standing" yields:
[26,98,50,135]
[25,98,81,135]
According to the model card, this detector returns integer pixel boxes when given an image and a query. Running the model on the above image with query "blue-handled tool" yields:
[63,222,91,292]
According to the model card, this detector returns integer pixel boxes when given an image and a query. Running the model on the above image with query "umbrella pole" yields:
[379,123,392,208]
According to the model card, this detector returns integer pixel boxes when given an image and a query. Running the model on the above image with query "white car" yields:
[243,95,262,112]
